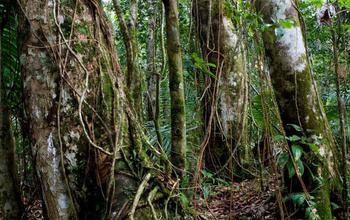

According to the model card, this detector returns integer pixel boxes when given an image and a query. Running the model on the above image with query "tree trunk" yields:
[146,0,163,147]
[194,0,248,174]
[18,0,162,218]
[163,0,187,176]
[18,0,82,218]
[331,15,348,217]
[112,0,143,120]
[18,0,120,218]
[0,8,22,218]
[255,0,338,218]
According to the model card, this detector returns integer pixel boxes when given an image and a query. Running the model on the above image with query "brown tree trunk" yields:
[18,0,160,218]
[256,0,338,218]
[18,0,79,218]
[193,0,248,174]
[163,0,187,176]
[112,0,143,120]
[146,0,163,147]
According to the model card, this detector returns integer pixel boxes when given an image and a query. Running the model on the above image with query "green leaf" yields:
[296,159,305,176]
[203,185,210,199]
[207,62,217,68]
[277,152,289,167]
[202,170,213,178]
[291,193,305,207]
[287,135,301,142]
[292,144,303,161]
[343,24,350,32]
[274,134,285,142]
[284,193,305,208]
[308,143,319,154]
[287,161,295,178]
[287,159,304,177]
[288,124,302,132]
[306,207,316,220]
[204,69,216,78]
[279,19,295,29]
[339,0,350,8]
[179,193,189,207]
[309,0,324,8]
[216,178,230,186]
[331,202,340,210]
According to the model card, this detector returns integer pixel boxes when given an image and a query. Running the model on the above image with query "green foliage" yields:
[179,192,189,208]
[284,193,320,220]
[306,0,325,8]
[191,53,216,78]
[276,125,309,178]
[300,0,350,142]
[1,6,22,115]
[339,0,350,8]
[285,193,306,208]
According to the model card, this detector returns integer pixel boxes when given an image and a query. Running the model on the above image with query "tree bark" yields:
[18,0,159,218]
[331,12,348,216]
[194,0,248,173]
[18,0,81,218]
[17,0,123,218]
[146,0,163,147]
[112,0,143,120]
[163,0,187,175]
[256,0,338,218]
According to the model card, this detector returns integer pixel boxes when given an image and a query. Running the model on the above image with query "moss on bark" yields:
[255,0,338,218]
[194,0,248,174]
[163,0,187,176]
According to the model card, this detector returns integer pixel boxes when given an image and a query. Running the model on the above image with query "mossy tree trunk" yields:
[256,0,338,218]
[0,4,22,218]
[146,0,163,147]
[163,0,187,176]
[112,0,143,120]
[194,0,248,174]
[17,0,150,218]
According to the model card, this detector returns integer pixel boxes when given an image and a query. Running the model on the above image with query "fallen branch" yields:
[129,172,152,220]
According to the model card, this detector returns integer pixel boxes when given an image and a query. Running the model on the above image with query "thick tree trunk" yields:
[18,1,79,218]
[163,0,187,176]
[194,0,248,173]
[17,0,122,218]
[18,0,159,218]
[0,11,22,218]
[256,0,338,218]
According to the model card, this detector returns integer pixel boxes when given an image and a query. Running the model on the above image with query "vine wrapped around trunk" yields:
[193,0,248,174]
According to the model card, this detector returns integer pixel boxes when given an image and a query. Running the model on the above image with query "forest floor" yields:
[24,178,277,220]
[197,178,277,220]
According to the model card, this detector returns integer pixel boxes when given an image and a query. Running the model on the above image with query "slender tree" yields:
[256,0,339,218]
[331,5,348,216]
[146,0,163,147]
[163,0,187,175]
[112,0,143,120]
[193,0,248,173]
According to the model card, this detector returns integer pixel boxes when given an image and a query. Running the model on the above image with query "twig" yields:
[129,172,152,220]
[147,186,160,220]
